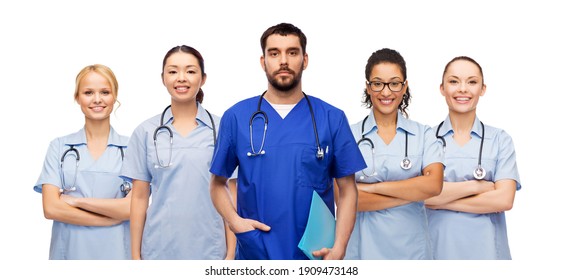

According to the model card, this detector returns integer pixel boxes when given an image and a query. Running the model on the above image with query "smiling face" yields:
[440,59,486,115]
[76,71,115,122]
[162,51,206,104]
[367,62,408,118]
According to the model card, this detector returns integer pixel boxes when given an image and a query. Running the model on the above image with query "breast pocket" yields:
[297,146,331,191]
[89,172,123,198]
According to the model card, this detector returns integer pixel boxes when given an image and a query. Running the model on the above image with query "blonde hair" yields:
[74,64,119,108]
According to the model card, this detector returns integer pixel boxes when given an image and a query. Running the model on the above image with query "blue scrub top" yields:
[34,126,131,260]
[120,102,227,260]
[427,115,521,260]
[345,111,444,260]
[210,95,366,260]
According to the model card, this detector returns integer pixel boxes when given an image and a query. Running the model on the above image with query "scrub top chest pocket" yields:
[297,145,332,191]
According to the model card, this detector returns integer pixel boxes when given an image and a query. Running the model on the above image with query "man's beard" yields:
[265,64,304,92]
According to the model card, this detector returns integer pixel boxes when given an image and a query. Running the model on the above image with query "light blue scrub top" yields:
[34,126,130,260]
[345,111,444,260]
[120,103,226,260]
[210,95,366,260]
[427,116,521,260]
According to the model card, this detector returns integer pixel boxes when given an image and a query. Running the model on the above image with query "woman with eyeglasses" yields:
[341,48,444,259]
[424,56,521,259]
[120,45,236,260]
[34,64,131,259]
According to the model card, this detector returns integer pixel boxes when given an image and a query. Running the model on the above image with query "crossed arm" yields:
[425,179,516,214]
[42,184,129,227]
[356,162,444,212]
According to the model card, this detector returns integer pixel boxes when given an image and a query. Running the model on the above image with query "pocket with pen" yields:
[297,146,331,190]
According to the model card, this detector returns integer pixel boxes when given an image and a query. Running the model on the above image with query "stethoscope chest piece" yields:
[473,165,486,180]
[120,181,132,196]
[400,157,412,170]
[60,145,80,193]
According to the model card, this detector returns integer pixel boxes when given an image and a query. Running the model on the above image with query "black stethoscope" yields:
[153,105,216,168]
[436,120,486,180]
[356,115,412,180]
[60,145,131,196]
[247,91,324,160]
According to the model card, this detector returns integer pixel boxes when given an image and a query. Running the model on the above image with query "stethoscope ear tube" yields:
[152,105,217,167]
[436,120,487,180]
[247,91,323,159]
[61,145,80,163]
[60,145,79,192]
[401,130,411,170]
[357,137,377,180]
[358,115,413,175]
[61,145,128,193]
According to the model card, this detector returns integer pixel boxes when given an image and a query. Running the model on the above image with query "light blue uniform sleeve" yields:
[120,125,151,183]
[422,124,445,169]
[34,138,63,193]
[494,130,521,190]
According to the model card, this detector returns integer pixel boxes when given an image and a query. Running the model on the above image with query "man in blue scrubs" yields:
[210,23,366,260]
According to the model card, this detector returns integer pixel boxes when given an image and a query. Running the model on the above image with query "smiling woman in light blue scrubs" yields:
[425,56,521,260]
[121,45,235,260]
[34,64,131,260]
[344,48,444,260]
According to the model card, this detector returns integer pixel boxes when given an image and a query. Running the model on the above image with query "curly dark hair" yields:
[362,48,411,118]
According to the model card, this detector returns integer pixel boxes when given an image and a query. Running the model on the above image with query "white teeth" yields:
[455,97,470,101]
[176,87,188,92]
[91,106,104,112]
[380,99,393,105]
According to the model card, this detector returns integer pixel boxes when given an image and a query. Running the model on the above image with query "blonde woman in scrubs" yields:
[425,56,521,259]
[34,64,131,259]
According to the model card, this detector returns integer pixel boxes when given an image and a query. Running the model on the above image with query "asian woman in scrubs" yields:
[343,48,444,259]
[34,64,131,259]
[425,56,521,259]
[121,45,235,260]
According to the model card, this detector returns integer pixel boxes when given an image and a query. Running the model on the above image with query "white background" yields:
[1,0,561,278]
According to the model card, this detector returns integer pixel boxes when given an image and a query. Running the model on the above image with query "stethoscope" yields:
[60,145,131,196]
[153,105,216,168]
[436,120,486,180]
[357,115,412,180]
[247,91,324,160]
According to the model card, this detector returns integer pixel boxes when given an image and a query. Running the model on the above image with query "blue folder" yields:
[298,190,336,260]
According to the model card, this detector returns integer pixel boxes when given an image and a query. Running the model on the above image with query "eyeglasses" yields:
[367,81,406,92]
